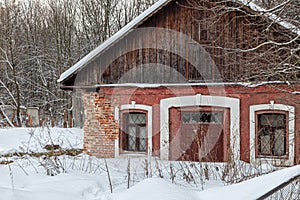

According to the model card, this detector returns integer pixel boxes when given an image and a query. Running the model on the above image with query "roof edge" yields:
[57,0,171,83]
[237,0,300,36]
[60,81,299,90]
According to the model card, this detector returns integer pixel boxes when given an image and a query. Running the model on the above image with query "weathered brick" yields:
[81,91,119,158]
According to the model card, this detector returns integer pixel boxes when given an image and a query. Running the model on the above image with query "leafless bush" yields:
[40,156,62,176]
[154,158,164,178]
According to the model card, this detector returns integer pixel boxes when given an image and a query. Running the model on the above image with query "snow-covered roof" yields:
[238,0,300,36]
[58,0,300,84]
[59,81,297,90]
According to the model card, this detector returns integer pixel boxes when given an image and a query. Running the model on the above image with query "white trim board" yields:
[250,104,295,166]
[160,94,240,160]
[115,104,153,157]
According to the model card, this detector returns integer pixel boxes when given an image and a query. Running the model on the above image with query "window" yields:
[250,104,295,166]
[181,111,223,124]
[125,113,146,152]
[257,113,287,157]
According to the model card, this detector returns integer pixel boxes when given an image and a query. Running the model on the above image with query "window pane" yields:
[139,127,147,152]
[182,111,223,124]
[274,129,285,156]
[210,112,223,123]
[259,128,271,155]
[257,113,286,157]
[200,112,210,123]
[129,113,146,124]
[128,127,136,151]
[182,113,191,123]
[259,114,285,127]
[191,113,200,123]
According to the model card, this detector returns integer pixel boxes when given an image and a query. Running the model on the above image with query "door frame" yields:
[160,94,240,161]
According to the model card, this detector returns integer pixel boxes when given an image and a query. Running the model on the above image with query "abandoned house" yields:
[58,0,300,166]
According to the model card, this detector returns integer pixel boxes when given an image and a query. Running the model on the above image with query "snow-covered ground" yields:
[0,128,299,200]
[0,127,83,155]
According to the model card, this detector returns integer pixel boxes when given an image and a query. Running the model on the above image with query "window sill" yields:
[253,157,293,166]
[120,151,147,157]
[256,155,289,160]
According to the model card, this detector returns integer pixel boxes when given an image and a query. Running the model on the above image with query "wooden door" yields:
[180,111,224,162]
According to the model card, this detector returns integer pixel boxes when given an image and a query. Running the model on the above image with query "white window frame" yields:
[250,104,295,166]
[115,104,152,157]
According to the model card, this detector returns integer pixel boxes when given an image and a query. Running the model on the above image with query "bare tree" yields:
[0,0,25,126]
[0,0,157,127]
[184,0,300,83]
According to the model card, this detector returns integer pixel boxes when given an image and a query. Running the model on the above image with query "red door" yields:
[181,123,224,162]
[170,109,225,162]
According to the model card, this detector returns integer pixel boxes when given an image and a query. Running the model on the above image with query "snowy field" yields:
[0,127,83,155]
[0,128,299,200]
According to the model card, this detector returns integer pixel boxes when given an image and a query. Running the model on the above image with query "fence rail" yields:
[257,174,300,200]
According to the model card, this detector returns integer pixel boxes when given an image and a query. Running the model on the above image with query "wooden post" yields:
[51,118,55,127]
[68,110,73,128]
[63,110,68,128]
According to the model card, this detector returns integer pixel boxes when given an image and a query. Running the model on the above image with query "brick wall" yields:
[81,90,119,158]
[80,85,300,164]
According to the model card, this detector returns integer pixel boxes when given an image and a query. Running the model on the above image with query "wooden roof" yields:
[58,0,300,85]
